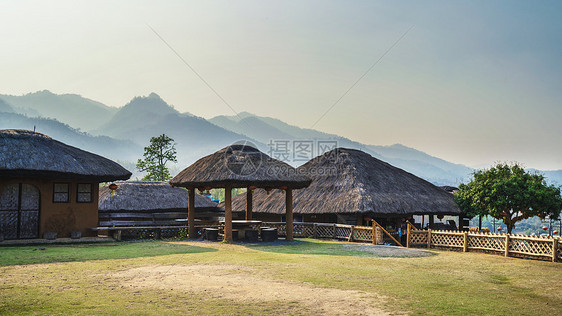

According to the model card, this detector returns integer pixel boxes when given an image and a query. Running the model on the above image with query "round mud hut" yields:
[170,143,311,241]
[0,129,131,240]
[98,181,222,227]
[228,148,462,229]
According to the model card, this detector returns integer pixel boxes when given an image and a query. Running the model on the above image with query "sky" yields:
[1,0,561,170]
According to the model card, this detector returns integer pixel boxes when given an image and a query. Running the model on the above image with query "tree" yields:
[136,134,177,181]
[456,162,562,233]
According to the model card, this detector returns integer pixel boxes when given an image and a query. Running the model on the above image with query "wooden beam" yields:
[429,214,434,229]
[246,188,253,220]
[285,188,293,241]
[224,186,233,243]
[188,188,196,239]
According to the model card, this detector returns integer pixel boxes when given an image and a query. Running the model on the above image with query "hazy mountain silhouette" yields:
[211,111,336,140]
[367,144,473,184]
[93,93,180,137]
[2,91,561,186]
[0,98,14,113]
[0,90,117,131]
[94,93,266,167]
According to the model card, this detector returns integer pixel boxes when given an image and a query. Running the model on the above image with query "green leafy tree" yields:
[456,162,562,233]
[136,134,177,181]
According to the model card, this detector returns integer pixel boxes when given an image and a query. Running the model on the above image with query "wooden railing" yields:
[262,222,373,242]
[407,223,560,262]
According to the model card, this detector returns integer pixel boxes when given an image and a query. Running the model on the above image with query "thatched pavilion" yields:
[228,148,461,228]
[98,181,222,226]
[0,130,130,239]
[170,144,311,242]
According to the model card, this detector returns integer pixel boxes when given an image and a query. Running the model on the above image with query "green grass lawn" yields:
[0,241,216,266]
[0,239,560,315]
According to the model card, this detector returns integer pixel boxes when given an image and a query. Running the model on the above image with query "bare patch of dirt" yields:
[113,264,396,315]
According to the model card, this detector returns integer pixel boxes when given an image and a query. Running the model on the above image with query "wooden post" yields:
[313,223,318,239]
[427,229,432,249]
[188,188,196,239]
[113,230,122,241]
[463,231,468,252]
[333,223,337,239]
[406,222,411,248]
[224,186,233,243]
[552,237,559,263]
[348,226,355,242]
[285,188,293,241]
[429,215,434,230]
[478,215,482,231]
[504,234,510,257]
[246,188,253,220]
[372,222,376,244]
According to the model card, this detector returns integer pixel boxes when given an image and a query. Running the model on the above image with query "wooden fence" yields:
[264,221,560,263]
[408,225,561,262]
[263,222,374,242]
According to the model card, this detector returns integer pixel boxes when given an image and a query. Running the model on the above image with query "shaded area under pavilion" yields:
[169,144,311,242]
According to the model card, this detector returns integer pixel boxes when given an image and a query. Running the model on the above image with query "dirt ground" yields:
[113,264,395,316]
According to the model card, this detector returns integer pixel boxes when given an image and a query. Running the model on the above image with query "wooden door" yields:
[0,183,40,239]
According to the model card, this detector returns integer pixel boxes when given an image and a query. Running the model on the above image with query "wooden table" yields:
[220,220,262,240]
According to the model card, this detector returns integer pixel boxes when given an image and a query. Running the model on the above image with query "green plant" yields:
[176,228,188,240]
[136,134,177,181]
[456,162,562,233]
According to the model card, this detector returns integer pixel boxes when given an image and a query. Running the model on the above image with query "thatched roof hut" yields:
[99,181,218,211]
[0,129,131,181]
[228,148,461,217]
[170,144,311,189]
[170,143,311,241]
[0,129,131,240]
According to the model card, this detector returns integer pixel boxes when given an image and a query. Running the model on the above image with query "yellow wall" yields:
[0,178,99,238]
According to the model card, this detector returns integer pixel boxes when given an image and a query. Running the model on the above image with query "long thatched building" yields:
[228,148,461,228]
[98,181,222,226]
[0,130,131,239]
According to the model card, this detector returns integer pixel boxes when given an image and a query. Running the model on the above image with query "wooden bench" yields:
[98,212,189,227]
[90,224,220,241]
[89,225,188,241]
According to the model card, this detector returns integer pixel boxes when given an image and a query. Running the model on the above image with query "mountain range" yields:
[1,90,560,186]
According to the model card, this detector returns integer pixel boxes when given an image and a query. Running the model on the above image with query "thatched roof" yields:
[99,181,219,211]
[170,144,311,189]
[0,129,131,181]
[227,148,461,216]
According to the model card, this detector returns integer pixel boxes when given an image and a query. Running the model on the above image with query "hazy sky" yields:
[1,1,561,170]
